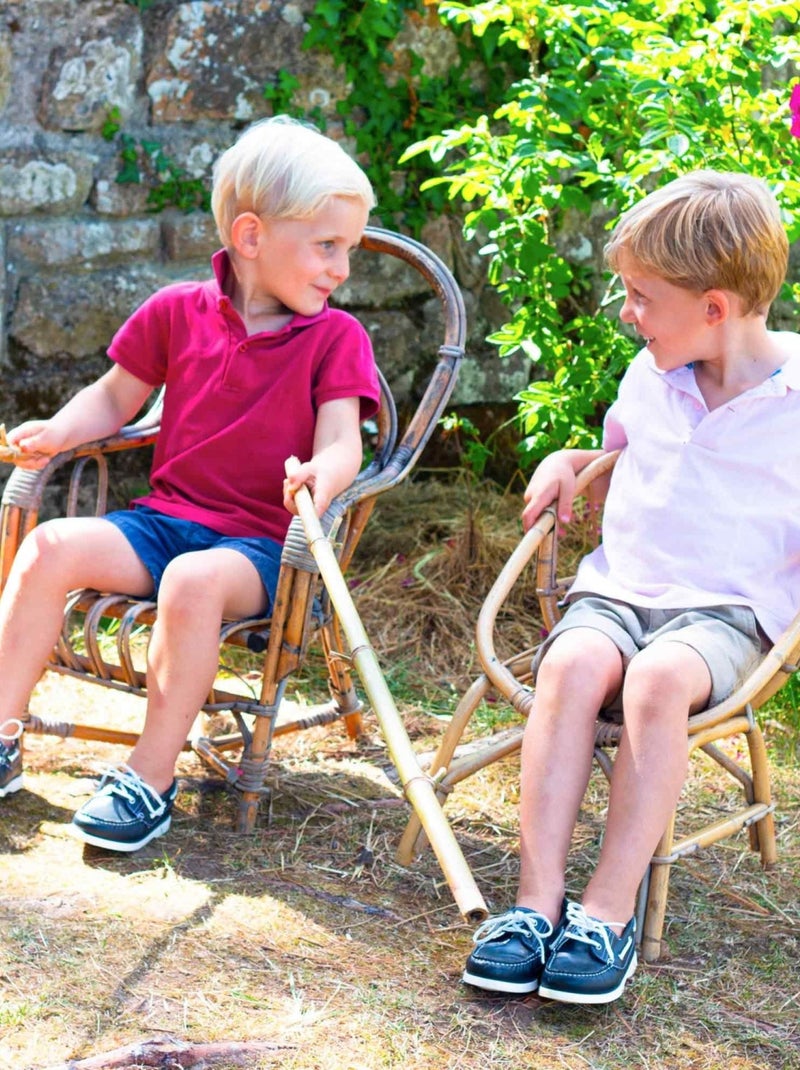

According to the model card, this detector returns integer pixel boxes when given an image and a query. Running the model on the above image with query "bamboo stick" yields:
[285,458,487,923]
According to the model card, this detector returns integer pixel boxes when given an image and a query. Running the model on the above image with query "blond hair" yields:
[605,170,788,315]
[211,116,376,247]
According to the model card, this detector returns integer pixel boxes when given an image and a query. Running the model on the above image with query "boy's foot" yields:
[462,901,567,993]
[538,902,637,1005]
[72,765,177,852]
[0,739,23,798]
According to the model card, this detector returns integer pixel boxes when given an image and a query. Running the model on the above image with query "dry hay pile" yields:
[350,478,550,689]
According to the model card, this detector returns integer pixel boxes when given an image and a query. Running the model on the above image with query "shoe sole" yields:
[71,814,172,853]
[0,774,23,798]
[462,969,539,994]
[538,952,638,1005]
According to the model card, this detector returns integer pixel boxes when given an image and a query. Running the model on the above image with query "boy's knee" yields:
[16,519,71,573]
[539,627,619,679]
[623,645,707,715]
[621,657,669,708]
[536,628,623,703]
[158,553,226,610]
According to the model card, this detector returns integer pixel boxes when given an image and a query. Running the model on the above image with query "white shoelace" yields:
[98,764,166,819]
[561,902,628,963]
[472,908,555,963]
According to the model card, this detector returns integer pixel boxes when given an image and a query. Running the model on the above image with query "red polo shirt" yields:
[108,250,381,543]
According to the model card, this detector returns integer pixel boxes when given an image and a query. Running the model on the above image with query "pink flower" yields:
[791,83,800,137]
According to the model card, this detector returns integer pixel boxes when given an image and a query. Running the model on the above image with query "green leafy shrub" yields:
[406,0,800,464]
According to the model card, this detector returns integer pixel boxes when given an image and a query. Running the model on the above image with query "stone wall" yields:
[0,0,524,431]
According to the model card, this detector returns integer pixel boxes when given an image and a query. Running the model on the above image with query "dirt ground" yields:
[1,668,799,1070]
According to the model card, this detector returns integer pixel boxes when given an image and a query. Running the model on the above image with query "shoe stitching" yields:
[545,957,637,983]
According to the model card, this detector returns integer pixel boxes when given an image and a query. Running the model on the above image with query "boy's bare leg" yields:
[0,518,153,734]
[516,628,624,925]
[580,640,711,926]
[124,547,268,793]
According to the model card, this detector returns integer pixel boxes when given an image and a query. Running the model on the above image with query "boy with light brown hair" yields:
[464,170,799,1004]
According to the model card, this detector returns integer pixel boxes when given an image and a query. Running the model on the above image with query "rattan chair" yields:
[0,226,465,834]
[398,451,786,962]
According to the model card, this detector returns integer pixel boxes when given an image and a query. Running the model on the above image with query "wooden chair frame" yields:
[398,451,787,961]
[0,226,466,834]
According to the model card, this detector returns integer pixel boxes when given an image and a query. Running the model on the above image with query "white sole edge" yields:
[0,775,23,798]
[538,954,638,1005]
[71,816,171,853]
[462,971,539,995]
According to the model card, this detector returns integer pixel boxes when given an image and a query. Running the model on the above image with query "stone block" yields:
[8,218,160,269]
[147,0,332,124]
[161,211,219,261]
[359,310,422,402]
[38,4,144,133]
[0,25,11,115]
[10,262,210,359]
[92,175,152,218]
[337,244,431,308]
[0,150,95,216]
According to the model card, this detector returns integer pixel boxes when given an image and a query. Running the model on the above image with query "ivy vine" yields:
[265,0,527,232]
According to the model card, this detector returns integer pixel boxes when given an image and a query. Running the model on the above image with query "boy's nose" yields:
[329,251,350,284]
[619,296,635,324]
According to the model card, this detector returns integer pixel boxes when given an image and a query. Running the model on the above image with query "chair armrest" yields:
[475,450,620,714]
[0,401,163,591]
[1,384,163,508]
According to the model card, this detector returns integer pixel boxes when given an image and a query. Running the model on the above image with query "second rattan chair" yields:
[398,451,786,961]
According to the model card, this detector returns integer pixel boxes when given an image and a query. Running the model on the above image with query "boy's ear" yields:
[230,212,263,259]
[704,289,730,324]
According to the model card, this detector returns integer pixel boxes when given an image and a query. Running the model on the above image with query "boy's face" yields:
[617,254,713,371]
[256,196,369,317]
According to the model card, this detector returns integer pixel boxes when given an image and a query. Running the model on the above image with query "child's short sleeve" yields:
[601,349,650,451]
[107,284,197,386]
[312,310,381,420]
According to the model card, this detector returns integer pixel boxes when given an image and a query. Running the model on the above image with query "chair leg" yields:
[234,706,277,834]
[323,619,363,740]
[746,721,778,867]
[640,811,676,963]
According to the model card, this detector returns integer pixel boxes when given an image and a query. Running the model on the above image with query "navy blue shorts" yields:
[104,505,282,607]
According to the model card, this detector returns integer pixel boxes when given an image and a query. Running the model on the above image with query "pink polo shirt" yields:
[571,344,800,642]
[108,250,381,544]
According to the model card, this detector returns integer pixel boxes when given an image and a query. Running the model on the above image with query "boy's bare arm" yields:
[6,365,154,470]
[283,396,362,516]
[522,448,605,531]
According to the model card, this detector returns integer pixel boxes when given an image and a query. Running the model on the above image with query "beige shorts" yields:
[532,596,767,715]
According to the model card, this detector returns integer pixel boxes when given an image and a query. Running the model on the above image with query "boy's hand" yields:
[521,452,579,531]
[283,460,335,517]
[0,420,62,469]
